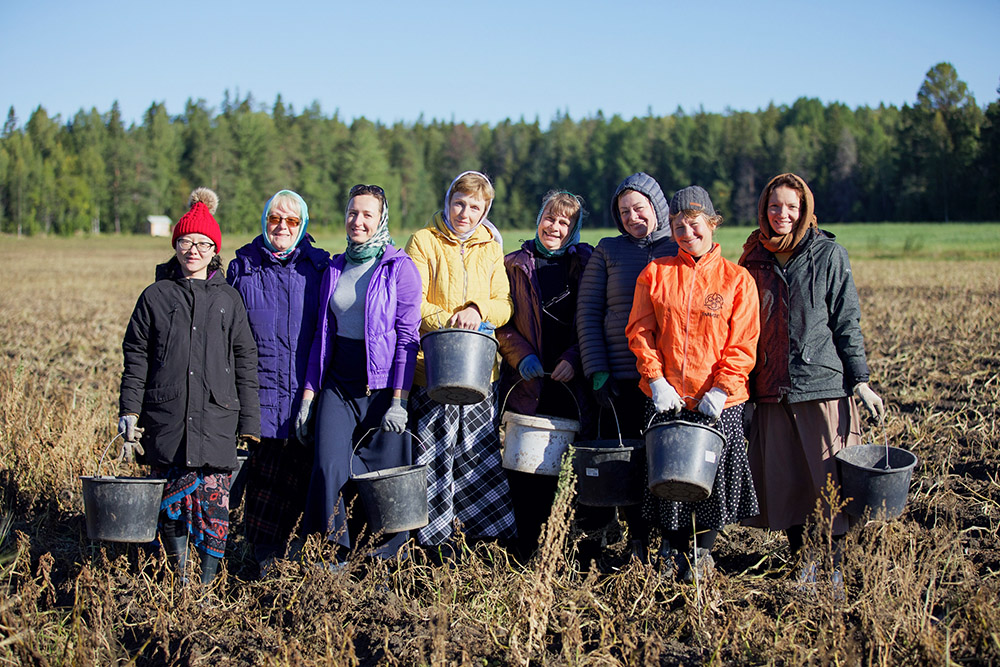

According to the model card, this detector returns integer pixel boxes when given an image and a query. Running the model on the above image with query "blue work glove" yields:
[381,397,408,433]
[518,354,545,381]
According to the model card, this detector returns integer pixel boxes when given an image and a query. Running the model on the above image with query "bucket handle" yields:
[596,402,627,448]
[642,395,718,435]
[501,374,581,425]
[93,432,125,478]
[348,426,427,479]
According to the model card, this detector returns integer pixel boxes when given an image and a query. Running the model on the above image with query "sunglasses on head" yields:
[267,214,302,228]
[349,184,386,199]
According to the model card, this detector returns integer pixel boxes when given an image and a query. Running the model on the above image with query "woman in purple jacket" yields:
[227,189,330,571]
[297,184,422,562]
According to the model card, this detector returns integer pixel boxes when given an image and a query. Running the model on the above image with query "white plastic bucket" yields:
[501,411,580,476]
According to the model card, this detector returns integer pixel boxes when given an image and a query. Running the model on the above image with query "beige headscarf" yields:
[740,173,818,262]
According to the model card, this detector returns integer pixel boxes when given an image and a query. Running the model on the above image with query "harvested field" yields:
[1,235,998,665]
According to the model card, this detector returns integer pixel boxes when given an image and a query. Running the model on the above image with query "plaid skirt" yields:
[154,466,232,559]
[411,382,516,546]
[243,437,314,547]
[642,402,759,532]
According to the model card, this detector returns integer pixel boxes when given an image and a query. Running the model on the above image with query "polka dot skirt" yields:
[642,401,760,531]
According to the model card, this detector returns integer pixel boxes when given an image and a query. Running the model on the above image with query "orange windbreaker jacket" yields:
[626,243,760,411]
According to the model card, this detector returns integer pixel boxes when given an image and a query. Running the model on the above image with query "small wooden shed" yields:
[146,215,172,237]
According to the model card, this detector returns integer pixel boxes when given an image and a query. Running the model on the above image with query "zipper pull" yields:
[366,385,371,396]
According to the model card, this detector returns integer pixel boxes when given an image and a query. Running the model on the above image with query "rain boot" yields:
[160,522,189,583]
[200,553,221,585]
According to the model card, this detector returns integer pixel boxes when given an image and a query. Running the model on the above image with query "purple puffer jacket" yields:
[227,235,330,439]
[304,245,422,394]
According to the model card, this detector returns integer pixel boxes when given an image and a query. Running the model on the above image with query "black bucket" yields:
[422,328,498,405]
[81,475,166,543]
[645,420,724,502]
[573,440,645,506]
[835,444,918,520]
[81,433,166,543]
[353,465,429,533]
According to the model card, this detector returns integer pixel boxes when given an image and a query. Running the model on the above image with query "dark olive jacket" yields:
[119,259,260,471]
[739,229,869,403]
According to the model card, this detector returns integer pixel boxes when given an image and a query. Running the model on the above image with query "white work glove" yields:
[649,377,683,414]
[117,414,145,462]
[853,382,885,423]
[295,396,315,443]
[381,397,408,433]
[697,387,728,421]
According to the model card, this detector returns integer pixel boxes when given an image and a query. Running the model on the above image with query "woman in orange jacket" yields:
[626,185,761,582]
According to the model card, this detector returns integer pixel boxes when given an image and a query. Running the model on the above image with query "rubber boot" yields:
[200,553,221,585]
[629,538,649,564]
[160,531,189,583]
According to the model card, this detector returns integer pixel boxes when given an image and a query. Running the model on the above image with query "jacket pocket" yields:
[144,384,183,405]
[154,307,180,364]
[209,387,240,411]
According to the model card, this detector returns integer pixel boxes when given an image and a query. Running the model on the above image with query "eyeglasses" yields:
[349,184,386,199]
[176,238,216,253]
[267,214,302,228]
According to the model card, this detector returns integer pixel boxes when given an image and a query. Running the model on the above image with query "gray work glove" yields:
[295,396,315,443]
[117,414,145,462]
[381,397,408,433]
[853,382,885,423]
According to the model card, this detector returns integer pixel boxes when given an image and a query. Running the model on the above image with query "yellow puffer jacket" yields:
[404,212,513,386]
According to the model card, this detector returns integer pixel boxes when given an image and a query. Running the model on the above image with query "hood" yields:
[610,172,671,243]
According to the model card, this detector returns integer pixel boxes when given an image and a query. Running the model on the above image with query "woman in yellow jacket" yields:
[626,185,760,582]
[404,171,515,553]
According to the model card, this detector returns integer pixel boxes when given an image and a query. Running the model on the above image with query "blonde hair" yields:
[449,172,495,204]
[266,192,301,218]
[541,191,584,224]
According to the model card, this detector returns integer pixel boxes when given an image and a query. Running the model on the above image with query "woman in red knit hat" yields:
[117,188,261,585]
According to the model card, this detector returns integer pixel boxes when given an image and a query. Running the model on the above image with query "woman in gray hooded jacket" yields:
[575,172,678,560]
[739,173,885,582]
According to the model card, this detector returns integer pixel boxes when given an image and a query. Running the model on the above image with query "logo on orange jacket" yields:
[704,293,724,311]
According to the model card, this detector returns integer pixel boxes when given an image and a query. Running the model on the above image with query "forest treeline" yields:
[1,62,998,237]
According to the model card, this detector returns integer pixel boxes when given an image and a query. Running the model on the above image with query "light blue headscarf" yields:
[442,170,503,249]
[532,190,585,258]
[261,190,309,259]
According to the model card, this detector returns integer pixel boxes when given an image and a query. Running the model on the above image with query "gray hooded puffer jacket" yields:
[576,172,678,381]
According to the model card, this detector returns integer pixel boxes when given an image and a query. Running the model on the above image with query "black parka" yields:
[119,259,260,471]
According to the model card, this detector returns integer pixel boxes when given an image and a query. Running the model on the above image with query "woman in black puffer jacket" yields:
[575,172,677,561]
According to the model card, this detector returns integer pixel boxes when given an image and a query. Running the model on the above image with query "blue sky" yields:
[3,0,998,128]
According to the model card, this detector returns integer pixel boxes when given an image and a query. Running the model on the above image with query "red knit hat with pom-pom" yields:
[172,187,222,251]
